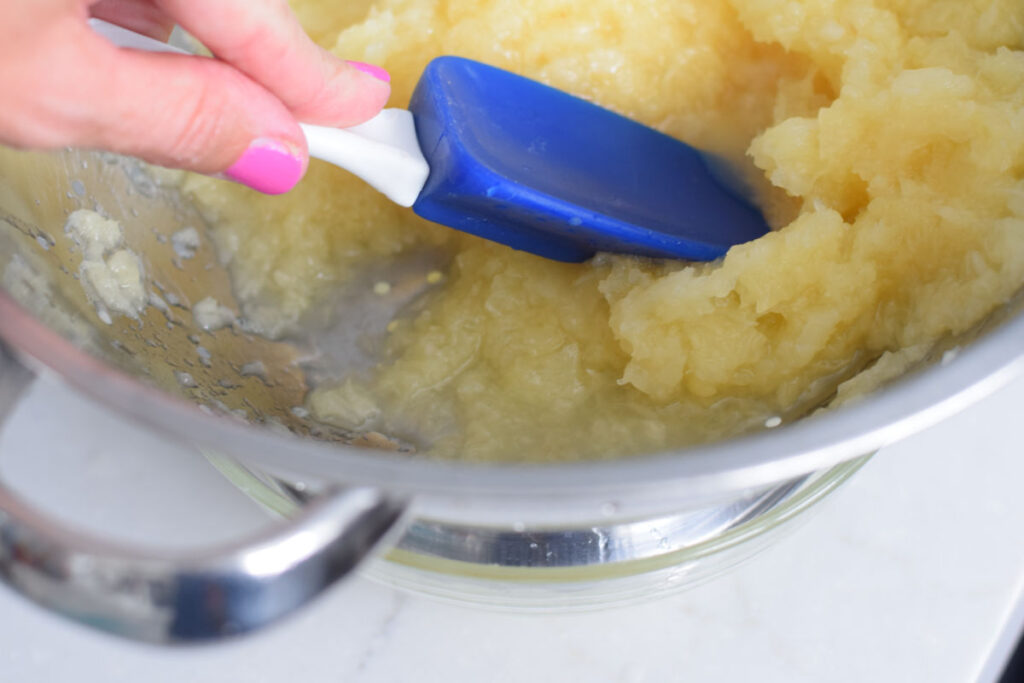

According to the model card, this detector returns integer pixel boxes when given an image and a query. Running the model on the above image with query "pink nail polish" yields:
[347,60,391,83]
[223,138,304,195]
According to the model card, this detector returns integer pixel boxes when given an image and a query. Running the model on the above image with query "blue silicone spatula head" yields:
[408,57,769,262]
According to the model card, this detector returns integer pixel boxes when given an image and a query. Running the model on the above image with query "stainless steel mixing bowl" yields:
[1,146,1022,643]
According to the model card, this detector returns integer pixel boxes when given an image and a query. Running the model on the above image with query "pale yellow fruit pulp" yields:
[184,0,1024,462]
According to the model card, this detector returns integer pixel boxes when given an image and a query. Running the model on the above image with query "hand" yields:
[0,0,392,194]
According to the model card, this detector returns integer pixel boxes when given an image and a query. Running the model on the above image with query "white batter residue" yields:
[65,209,147,322]
[171,226,201,260]
[192,295,236,331]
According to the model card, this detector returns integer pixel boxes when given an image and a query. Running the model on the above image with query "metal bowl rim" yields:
[2,290,1021,501]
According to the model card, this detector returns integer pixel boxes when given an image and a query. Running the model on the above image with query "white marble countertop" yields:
[1,371,1023,682]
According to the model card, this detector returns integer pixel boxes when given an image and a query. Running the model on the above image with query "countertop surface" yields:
[1,371,1023,682]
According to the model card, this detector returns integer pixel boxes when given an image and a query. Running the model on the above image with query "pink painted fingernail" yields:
[223,138,304,195]
[347,60,391,83]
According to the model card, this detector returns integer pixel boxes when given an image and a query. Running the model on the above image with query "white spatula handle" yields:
[87,19,429,206]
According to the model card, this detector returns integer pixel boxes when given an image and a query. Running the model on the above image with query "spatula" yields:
[90,19,769,262]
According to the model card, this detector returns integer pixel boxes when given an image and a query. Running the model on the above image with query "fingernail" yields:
[347,60,391,83]
[223,138,304,195]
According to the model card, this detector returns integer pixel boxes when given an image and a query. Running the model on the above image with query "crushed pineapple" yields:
[184,0,1024,461]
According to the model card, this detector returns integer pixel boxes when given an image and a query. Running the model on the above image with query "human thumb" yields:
[37,22,310,194]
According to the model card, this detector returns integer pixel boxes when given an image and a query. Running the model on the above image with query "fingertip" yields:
[346,61,390,83]
[222,138,308,194]
[336,62,393,124]
[289,53,391,128]
[343,61,393,119]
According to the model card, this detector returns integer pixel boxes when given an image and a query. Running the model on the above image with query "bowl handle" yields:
[0,343,407,644]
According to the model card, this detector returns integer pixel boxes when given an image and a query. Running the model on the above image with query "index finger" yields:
[154,0,390,127]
